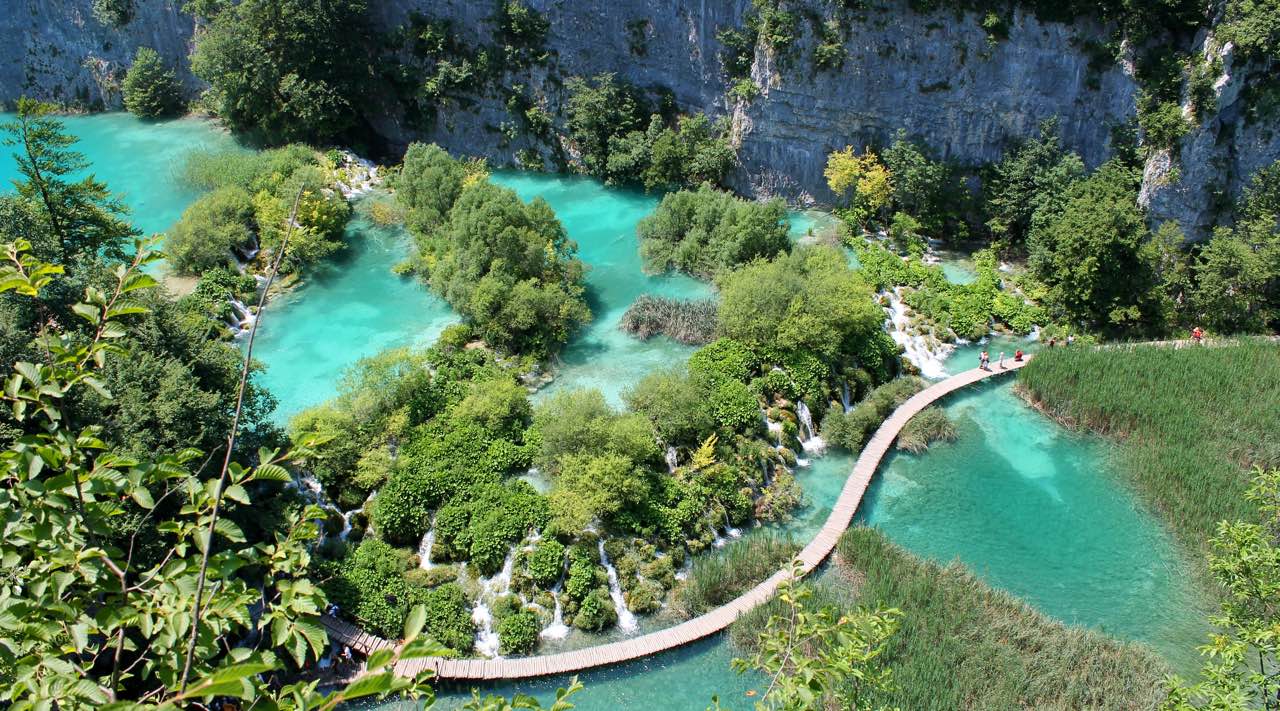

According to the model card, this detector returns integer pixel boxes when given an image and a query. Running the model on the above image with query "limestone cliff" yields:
[0,0,1275,238]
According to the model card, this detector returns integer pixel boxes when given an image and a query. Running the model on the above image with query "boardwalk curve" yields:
[322,358,1032,680]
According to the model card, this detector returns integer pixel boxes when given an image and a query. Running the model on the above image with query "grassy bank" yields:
[1017,338,1280,552]
[674,534,798,618]
[733,528,1169,710]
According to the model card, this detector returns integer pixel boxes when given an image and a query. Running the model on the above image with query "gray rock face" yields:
[0,0,196,109]
[0,0,1274,238]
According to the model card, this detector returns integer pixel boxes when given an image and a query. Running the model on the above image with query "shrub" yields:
[573,588,618,631]
[626,578,666,613]
[619,295,718,345]
[526,539,566,588]
[92,0,133,26]
[122,47,184,118]
[564,550,598,602]
[498,609,541,655]
[823,377,927,452]
[424,582,477,653]
[165,186,255,275]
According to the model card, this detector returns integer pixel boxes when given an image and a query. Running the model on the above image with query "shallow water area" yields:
[251,211,458,422]
[859,377,1208,671]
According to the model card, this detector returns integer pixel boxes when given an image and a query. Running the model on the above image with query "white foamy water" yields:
[598,540,638,632]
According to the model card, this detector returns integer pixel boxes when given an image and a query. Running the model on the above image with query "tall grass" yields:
[674,534,798,617]
[1018,338,1280,552]
[731,528,1169,710]
[896,406,957,453]
[618,295,718,345]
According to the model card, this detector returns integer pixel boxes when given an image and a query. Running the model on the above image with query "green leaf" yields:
[404,604,427,641]
[130,486,155,510]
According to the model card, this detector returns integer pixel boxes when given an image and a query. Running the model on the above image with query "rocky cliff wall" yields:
[0,0,1275,238]
[0,0,196,109]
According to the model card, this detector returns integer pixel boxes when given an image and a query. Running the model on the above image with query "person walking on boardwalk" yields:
[998,351,1006,369]
[1014,349,1024,362]
[1066,334,1074,346]
[980,350,990,371]
[1192,326,1203,344]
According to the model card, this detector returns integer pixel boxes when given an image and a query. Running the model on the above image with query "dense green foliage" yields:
[565,74,736,189]
[618,294,718,345]
[984,119,1085,251]
[121,47,184,119]
[716,246,898,381]
[1018,339,1280,554]
[798,528,1171,709]
[174,145,353,275]
[1164,467,1280,709]
[823,377,927,452]
[92,0,133,26]
[190,0,372,144]
[637,184,790,278]
[0,240,446,709]
[396,145,590,357]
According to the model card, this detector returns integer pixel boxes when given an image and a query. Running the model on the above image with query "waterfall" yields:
[760,459,772,487]
[540,572,570,640]
[766,419,783,448]
[665,445,678,474]
[723,511,741,539]
[841,381,852,413]
[417,516,436,570]
[472,549,517,658]
[228,297,256,337]
[796,401,826,454]
[597,540,638,633]
[882,288,952,378]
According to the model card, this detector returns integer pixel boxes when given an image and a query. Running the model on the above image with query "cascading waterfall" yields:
[417,516,436,570]
[882,288,952,378]
[796,401,826,454]
[540,571,570,640]
[597,540,638,633]
[723,511,741,539]
[665,445,678,474]
[841,381,852,413]
[472,549,517,658]
[227,298,256,337]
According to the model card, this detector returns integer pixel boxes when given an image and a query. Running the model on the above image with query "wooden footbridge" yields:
[321,358,1033,680]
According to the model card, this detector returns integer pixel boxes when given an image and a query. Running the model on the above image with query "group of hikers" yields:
[976,326,1207,371]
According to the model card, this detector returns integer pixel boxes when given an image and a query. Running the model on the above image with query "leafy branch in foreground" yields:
[729,561,902,711]
[0,238,443,709]
[1162,466,1280,710]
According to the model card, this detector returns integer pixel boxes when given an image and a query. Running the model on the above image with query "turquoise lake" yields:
[0,113,1208,708]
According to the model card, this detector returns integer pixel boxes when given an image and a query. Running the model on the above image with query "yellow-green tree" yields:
[824,147,892,225]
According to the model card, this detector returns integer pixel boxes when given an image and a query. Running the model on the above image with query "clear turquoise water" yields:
[6,115,1206,704]
[250,212,459,421]
[0,112,239,237]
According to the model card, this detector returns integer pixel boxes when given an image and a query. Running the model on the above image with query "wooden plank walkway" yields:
[321,358,1033,680]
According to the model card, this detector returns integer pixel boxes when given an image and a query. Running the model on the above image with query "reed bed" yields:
[674,534,798,617]
[896,406,958,453]
[733,528,1169,710]
[1018,338,1280,551]
[618,295,718,345]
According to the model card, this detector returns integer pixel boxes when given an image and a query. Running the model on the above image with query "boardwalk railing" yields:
[322,358,1033,680]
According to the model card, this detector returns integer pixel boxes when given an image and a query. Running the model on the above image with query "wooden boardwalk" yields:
[321,358,1032,680]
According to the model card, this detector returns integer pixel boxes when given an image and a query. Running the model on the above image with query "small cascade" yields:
[665,445,678,474]
[227,297,256,336]
[760,459,772,487]
[540,573,570,640]
[796,401,827,454]
[723,512,742,539]
[597,540,638,633]
[766,419,783,447]
[472,549,517,658]
[674,555,693,581]
[882,288,952,378]
[841,381,852,413]
[417,516,436,570]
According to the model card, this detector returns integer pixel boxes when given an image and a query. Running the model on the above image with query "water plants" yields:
[675,535,799,617]
[1018,339,1280,554]
[895,406,957,453]
[619,295,718,345]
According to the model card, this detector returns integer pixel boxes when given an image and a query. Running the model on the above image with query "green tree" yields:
[732,564,902,710]
[882,132,957,238]
[1,99,139,266]
[1027,160,1162,333]
[637,184,790,278]
[190,0,372,144]
[984,119,1085,250]
[396,142,467,233]
[122,46,185,119]
[564,73,648,176]
[1162,467,1280,709]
